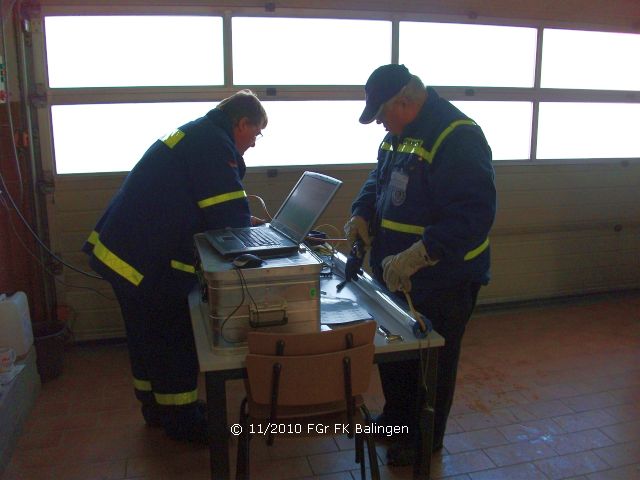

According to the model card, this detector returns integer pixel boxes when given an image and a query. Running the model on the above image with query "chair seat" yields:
[247,395,365,420]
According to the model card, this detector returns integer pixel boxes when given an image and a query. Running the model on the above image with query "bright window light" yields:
[541,29,640,90]
[243,101,381,166]
[52,101,381,173]
[537,103,640,159]
[45,16,224,88]
[52,103,217,174]
[452,101,532,160]
[400,22,537,87]
[232,18,391,85]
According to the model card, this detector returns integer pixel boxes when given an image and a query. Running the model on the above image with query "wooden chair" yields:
[236,321,380,480]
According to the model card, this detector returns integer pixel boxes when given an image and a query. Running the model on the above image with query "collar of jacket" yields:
[205,108,235,139]
[396,86,441,141]
[204,108,247,179]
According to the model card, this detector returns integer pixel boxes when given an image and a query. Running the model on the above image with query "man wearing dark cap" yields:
[345,64,496,465]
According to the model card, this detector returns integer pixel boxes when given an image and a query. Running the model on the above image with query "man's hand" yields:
[382,240,439,292]
[344,216,372,247]
[250,216,266,226]
[344,239,365,282]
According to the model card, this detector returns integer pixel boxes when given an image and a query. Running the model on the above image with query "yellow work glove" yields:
[344,215,372,248]
[381,240,439,293]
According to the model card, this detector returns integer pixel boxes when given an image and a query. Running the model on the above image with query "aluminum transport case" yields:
[194,233,322,352]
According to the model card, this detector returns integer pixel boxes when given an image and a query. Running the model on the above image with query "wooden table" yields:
[190,253,444,479]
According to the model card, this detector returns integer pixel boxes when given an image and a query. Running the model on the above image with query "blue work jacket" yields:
[83,109,251,298]
[352,87,496,304]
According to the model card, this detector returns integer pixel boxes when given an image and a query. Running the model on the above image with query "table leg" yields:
[413,347,439,479]
[207,371,229,479]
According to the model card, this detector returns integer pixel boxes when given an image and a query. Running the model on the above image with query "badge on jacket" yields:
[389,170,409,207]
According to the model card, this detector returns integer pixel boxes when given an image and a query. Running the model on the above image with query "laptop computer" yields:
[205,171,342,257]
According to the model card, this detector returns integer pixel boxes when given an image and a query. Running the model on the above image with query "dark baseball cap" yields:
[359,64,412,124]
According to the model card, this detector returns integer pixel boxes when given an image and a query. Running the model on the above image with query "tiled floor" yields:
[2,291,639,480]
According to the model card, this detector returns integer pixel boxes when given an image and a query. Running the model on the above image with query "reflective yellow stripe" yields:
[381,218,489,261]
[429,120,476,163]
[380,120,476,164]
[381,218,424,235]
[171,260,196,274]
[160,129,185,149]
[464,237,490,261]
[133,378,152,392]
[87,230,99,245]
[397,143,430,161]
[92,239,144,286]
[197,190,247,209]
[154,389,199,406]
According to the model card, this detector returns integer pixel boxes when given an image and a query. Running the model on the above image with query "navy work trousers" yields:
[113,285,199,406]
[378,281,481,446]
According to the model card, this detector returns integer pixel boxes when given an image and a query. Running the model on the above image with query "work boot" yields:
[163,402,209,444]
[142,400,207,429]
[371,413,411,442]
[142,403,164,428]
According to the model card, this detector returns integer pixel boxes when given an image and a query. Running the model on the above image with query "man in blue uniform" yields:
[345,65,496,464]
[83,90,267,443]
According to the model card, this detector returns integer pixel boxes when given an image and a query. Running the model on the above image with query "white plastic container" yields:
[0,292,34,357]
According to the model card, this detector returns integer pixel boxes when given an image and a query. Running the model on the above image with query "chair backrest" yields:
[245,321,376,407]
[247,320,376,356]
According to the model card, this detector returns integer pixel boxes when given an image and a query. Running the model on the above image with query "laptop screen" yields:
[270,172,342,243]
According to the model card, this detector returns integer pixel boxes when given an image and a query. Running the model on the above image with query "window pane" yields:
[243,101,381,166]
[52,101,381,173]
[537,103,640,159]
[233,18,391,85]
[452,101,532,160]
[400,22,537,87]
[45,16,223,88]
[52,103,216,174]
[541,29,640,90]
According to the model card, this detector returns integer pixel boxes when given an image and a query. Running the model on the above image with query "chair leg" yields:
[360,406,380,480]
[359,436,367,480]
[236,399,250,480]
[354,432,365,480]
[364,433,380,480]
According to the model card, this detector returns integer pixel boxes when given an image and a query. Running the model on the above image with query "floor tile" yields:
[561,392,621,413]
[600,419,640,443]
[5,292,640,480]
[432,450,495,478]
[545,429,615,455]
[468,462,548,479]
[552,410,618,433]
[586,463,640,479]
[443,428,509,454]
[534,451,609,479]
[498,418,565,443]
[454,409,519,432]
[484,440,557,467]
[307,449,362,476]
[593,440,640,468]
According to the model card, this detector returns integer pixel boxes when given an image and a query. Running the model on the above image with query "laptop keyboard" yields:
[236,229,281,247]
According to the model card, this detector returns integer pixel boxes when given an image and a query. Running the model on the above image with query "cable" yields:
[236,267,261,327]
[0,195,116,300]
[0,3,104,282]
[403,290,427,333]
[247,194,272,222]
[0,182,104,279]
[0,0,23,203]
[218,270,246,345]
